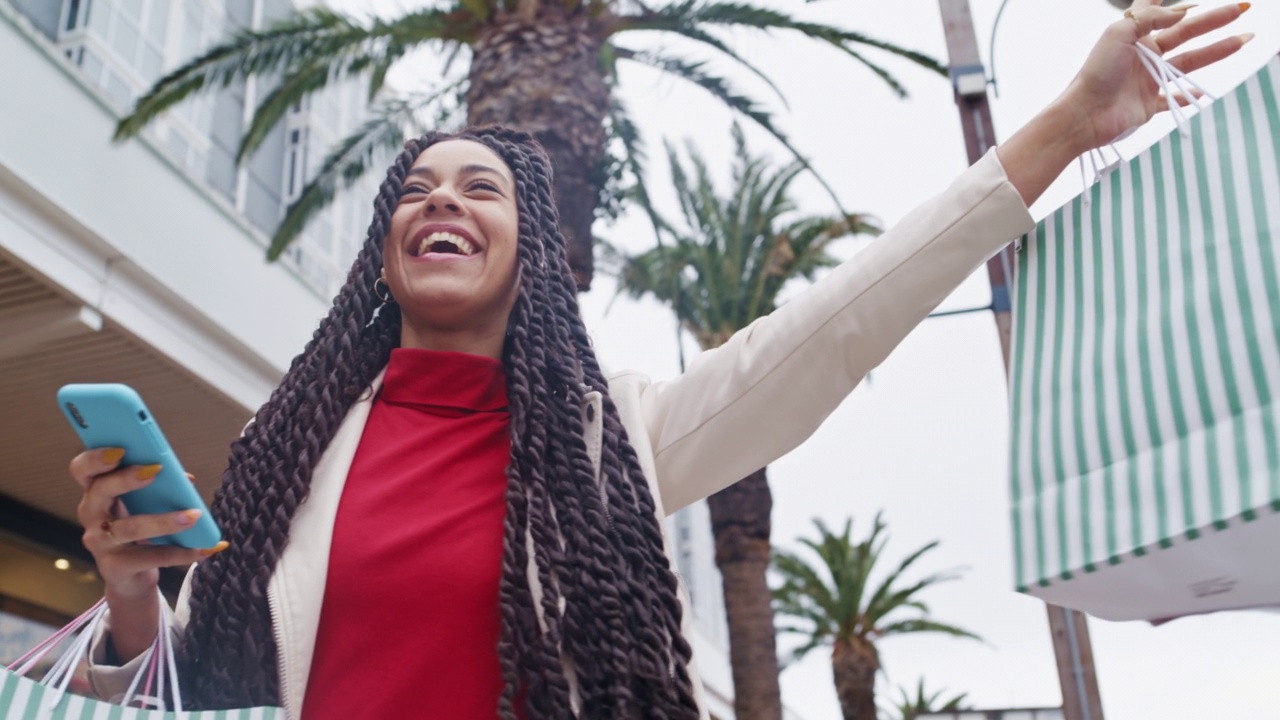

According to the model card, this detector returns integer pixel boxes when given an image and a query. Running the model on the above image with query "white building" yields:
[0,1,776,717]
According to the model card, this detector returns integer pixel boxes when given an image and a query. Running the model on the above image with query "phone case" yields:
[57,384,222,549]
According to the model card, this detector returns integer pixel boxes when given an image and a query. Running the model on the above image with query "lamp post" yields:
[936,2,1107,720]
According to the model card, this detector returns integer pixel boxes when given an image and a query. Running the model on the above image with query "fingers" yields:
[1126,3,1195,38]
[93,510,204,548]
[1167,32,1253,73]
[95,543,229,576]
[69,447,126,489]
[1154,3,1251,54]
[76,463,163,526]
[1160,89,1207,108]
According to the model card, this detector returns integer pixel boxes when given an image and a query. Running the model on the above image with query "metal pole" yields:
[935,2,1105,719]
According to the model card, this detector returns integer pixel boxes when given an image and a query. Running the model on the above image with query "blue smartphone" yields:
[57,383,222,549]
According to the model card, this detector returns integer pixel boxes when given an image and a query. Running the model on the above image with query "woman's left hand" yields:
[1065,0,1253,152]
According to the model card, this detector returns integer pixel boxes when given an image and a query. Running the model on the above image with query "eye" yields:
[398,184,429,199]
[469,179,501,193]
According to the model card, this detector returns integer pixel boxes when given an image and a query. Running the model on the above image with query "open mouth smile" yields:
[408,226,480,260]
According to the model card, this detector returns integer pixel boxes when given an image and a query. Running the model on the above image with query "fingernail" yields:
[176,509,202,526]
[136,464,163,481]
[1238,2,1251,12]
[101,448,125,465]
[1169,2,1197,10]
[199,541,229,557]
[1239,32,1255,45]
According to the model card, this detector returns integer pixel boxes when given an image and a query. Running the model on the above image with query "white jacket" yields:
[90,149,1034,719]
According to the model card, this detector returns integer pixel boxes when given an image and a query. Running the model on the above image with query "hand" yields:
[72,448,227,663]
[71,448,225,598]
[1062,1,1253,154]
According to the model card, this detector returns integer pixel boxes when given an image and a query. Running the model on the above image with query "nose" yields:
[423,185,462,215]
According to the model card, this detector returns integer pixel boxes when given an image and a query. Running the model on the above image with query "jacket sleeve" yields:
[636,149,1036,514]
[85,564,196,702]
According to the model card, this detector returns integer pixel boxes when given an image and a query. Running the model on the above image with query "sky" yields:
[324,0,1280,716]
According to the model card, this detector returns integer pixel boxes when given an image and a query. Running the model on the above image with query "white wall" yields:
[0,3,331,408]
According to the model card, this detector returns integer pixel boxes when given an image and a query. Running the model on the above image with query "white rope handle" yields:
[1077,39,1218,195]
[119,599,185,711]
[6,593,186,713]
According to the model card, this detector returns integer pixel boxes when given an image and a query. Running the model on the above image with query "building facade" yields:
[0,1,758,716]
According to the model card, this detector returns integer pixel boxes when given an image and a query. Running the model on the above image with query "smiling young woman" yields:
[65,2,1253,718]
[383,140,523,356]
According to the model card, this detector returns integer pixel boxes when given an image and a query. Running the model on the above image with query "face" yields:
[382,139,521,339]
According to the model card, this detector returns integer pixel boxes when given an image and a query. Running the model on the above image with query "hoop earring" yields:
[374,277,396,306]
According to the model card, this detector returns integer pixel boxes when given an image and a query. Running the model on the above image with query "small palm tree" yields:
[608,123,879,719]
[772,514,981,720]
[886,678,970,720]
[111,1,942,288]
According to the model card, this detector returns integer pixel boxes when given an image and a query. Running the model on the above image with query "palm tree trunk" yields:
[466,6,609,290]
[831,637,879,720]
[706,466,782,720]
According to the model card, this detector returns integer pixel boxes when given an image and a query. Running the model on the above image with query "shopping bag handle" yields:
[4,593,185,712]
[1075,41,1218,195]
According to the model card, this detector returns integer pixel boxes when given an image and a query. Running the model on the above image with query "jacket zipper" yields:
[266,574,293,718]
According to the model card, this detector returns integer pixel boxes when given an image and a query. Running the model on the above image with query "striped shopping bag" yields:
[2,599,281,719]
[0,672,282,719]
[1009,54,1280,622]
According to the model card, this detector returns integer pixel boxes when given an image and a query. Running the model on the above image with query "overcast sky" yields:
[324,0,1280,716]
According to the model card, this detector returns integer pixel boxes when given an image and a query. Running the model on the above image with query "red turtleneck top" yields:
[303,348,511,719]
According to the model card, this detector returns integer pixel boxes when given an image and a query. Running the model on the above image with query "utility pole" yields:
[936,2,1106,719]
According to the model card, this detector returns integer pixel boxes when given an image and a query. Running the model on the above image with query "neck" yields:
[399,320,506,360]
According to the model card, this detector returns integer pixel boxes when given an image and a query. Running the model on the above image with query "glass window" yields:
[88,0,111,38]
[104,69,131,108]
[145,1,168,45]
[138,45,163,82]
[79,46,104,84]
[180,13,201,62]
[168,132,190,167]
[65,0,84,31]
[108,15,139,64]
[118,0,141,21]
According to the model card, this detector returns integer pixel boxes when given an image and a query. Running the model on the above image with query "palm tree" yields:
[886,679,970,720]
[111,1,943,289]
[607,123,879,719]
[772,514,981,720]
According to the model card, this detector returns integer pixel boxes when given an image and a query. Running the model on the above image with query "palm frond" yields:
[267,84,462,259]
[616,46,851,222]
[875,619,981,643]
[115,7,466,143]
[657,2,946,81]
[612,2,789,107]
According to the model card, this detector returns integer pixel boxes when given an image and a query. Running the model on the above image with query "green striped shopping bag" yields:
[2,599,281,719]
[1009,54,1280,622]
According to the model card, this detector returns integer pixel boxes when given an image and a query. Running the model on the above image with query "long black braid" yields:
[177,127,700,717]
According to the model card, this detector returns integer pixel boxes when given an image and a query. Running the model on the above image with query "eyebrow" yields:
[406,163,511,185]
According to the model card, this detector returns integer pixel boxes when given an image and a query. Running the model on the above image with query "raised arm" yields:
[634,1,1252,514]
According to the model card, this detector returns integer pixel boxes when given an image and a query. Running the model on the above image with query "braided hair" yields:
[177,127,700,718]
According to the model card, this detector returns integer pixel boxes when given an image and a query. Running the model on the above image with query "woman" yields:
[70,2,1252,717]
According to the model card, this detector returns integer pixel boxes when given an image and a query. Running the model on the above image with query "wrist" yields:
[104,576,158,603]
[1043,92,1099,158]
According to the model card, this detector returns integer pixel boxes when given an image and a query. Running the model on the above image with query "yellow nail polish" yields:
[136,464,163,481]
[200,541,230,557]
[1238,2,1251,13]
[101,448,125,465]
[1240,32,1255,45]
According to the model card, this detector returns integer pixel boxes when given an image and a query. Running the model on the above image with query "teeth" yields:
[416,231,475,257]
